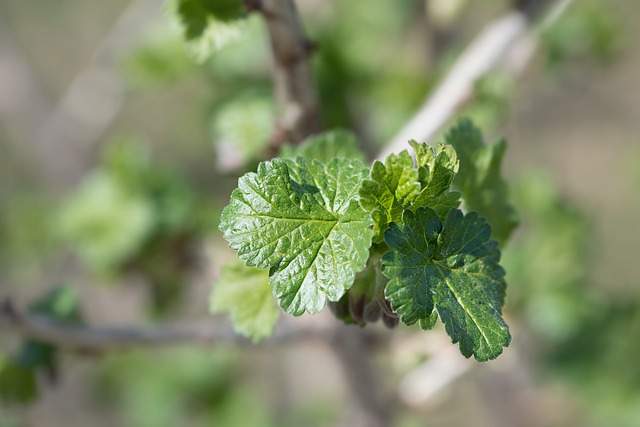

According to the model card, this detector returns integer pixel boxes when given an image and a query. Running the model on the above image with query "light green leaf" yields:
[220,157,373,315]
[410,141,461,219]
[56,171,154,271]
[280,129,365,163]
[213,93,274,170]
[445,119,518,244]
[211,260,279,342]
[359,150,420,242]
[382,207,510,361]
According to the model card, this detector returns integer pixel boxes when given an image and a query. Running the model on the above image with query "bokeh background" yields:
[1,0,639,426]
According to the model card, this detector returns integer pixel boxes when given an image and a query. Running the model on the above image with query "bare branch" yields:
[258,0,321,146]
[0,298,328,352]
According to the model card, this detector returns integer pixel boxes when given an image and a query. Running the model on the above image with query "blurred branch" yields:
[255,0,321,147]
[0,298,330,351]
[379,0,574,161]
[330,327,393,427]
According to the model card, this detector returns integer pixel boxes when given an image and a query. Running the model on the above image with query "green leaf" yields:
[167,0,247,62]
[175,0,245,40]
[213,93,274,170]
[410,141,461,219]
[382,207,510,361]
[280,130,365,163]
[210,260,279,342]
[359,150,420,242]
[445,119,518,244]
[219,157,373,315]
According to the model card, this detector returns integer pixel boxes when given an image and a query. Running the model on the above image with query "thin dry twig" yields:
[0,298,328,352]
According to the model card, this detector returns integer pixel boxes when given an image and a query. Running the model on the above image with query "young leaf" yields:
[382,207,510,361]
[410,141,461,219]
[219,157,373,315]
[280,130,365,163]
[359,150,420,242]
[445,119,518,244]
[174,0,245,40]
[211,260,279,342]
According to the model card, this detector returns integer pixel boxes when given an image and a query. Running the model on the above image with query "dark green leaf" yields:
[382,207,510,361]
[219,157,373,315]
[175,0,245,40]
[445,119,518,244]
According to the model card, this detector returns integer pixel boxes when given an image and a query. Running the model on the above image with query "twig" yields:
[0,298,327,351]
[258,0,321,147]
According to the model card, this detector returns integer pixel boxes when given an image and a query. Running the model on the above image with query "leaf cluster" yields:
[216,120,516,360]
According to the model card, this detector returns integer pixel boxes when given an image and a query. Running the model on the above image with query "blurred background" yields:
[1,0,639,426]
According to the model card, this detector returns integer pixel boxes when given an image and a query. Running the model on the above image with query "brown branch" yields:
[257,0,321,147]
[0,298,328,352]
[330,326,394,427]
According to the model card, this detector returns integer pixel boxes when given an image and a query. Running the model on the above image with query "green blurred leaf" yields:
[57,171,154,271]
[175,0,244,39]
[167,0,247,62]
[382,207,510,361]
[280,130,366,163]
[543,0,621,67]
[219,157,373,315]
[213,93,274,170]
[446,119,518,244]
[0,358,37,404]
[210,260,279,342]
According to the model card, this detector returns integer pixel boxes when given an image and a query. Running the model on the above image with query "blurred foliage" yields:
[57,140,212,315]
[0,287,81,404]
[542,0,622,67]
[212,91,274,171]
[95,348,275,427]
[0,0,636,425]
[166,0,247,62]
[503,170,640,426]
[0,195,53,280]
